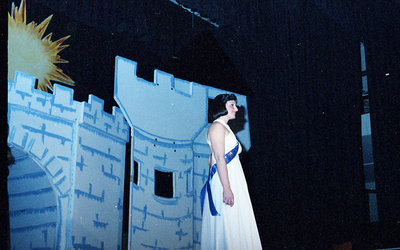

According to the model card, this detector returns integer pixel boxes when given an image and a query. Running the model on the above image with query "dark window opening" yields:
[154,169,173,198]
[133,160,139,185]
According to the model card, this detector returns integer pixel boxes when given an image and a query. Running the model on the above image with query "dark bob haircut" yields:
[209,93,237,121]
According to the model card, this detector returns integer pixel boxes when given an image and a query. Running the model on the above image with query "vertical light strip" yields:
[360,41,378,222]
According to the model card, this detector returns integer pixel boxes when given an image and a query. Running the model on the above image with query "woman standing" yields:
[201,94,262,250]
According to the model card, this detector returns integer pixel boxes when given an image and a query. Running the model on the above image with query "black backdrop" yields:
[3,0,400,248]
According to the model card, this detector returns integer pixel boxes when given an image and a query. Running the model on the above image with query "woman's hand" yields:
[223,186,234,207]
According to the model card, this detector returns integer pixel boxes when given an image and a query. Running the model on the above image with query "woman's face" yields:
[225,100,238,120]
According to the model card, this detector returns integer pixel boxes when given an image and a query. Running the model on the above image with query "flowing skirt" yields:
[200,157,262,250]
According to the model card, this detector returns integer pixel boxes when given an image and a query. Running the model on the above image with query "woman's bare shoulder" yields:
[209,121,225,131]
[208,122,228,137]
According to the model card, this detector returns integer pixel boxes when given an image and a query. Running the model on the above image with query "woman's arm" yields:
[208,123,234,207]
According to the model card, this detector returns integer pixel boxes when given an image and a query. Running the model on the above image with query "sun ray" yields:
[11,3,17,20]
[43,78,53,90]
[49,67,74,85]
[43,33,52,41]
[54,55,69,63]
[51,36,71,51]
[35,15,52,39]
[8,0,74,91]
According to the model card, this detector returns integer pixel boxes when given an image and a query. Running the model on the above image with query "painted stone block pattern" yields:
[8,71,129,249]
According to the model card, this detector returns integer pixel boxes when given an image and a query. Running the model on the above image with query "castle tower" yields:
[114,56,251,249]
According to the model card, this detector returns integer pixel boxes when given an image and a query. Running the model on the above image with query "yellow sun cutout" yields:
[8,0,74,91]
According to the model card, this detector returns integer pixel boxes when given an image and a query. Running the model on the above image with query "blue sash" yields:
[200,143,239,216]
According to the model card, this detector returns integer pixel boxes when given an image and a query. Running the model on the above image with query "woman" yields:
[200,94,262,250]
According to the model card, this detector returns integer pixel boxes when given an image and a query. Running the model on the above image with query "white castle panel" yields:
[8,71,129,250]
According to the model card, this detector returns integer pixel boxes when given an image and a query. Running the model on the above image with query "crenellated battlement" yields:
[8,72,79,121]
[80,95,129,141]
[115,56,194,98]
[153,69,194,97]
[8,71,129,140]
[114,56,208,140]
[115,57,205,105]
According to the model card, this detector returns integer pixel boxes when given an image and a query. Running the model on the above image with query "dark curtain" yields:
[236,1,367,248]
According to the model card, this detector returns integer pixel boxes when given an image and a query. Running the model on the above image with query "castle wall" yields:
[71,96,129,250]
[8,72,129,249]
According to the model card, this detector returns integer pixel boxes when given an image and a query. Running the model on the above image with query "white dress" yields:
[201,118,262,250]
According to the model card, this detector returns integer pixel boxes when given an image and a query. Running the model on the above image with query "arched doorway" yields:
[8,144,59,249]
